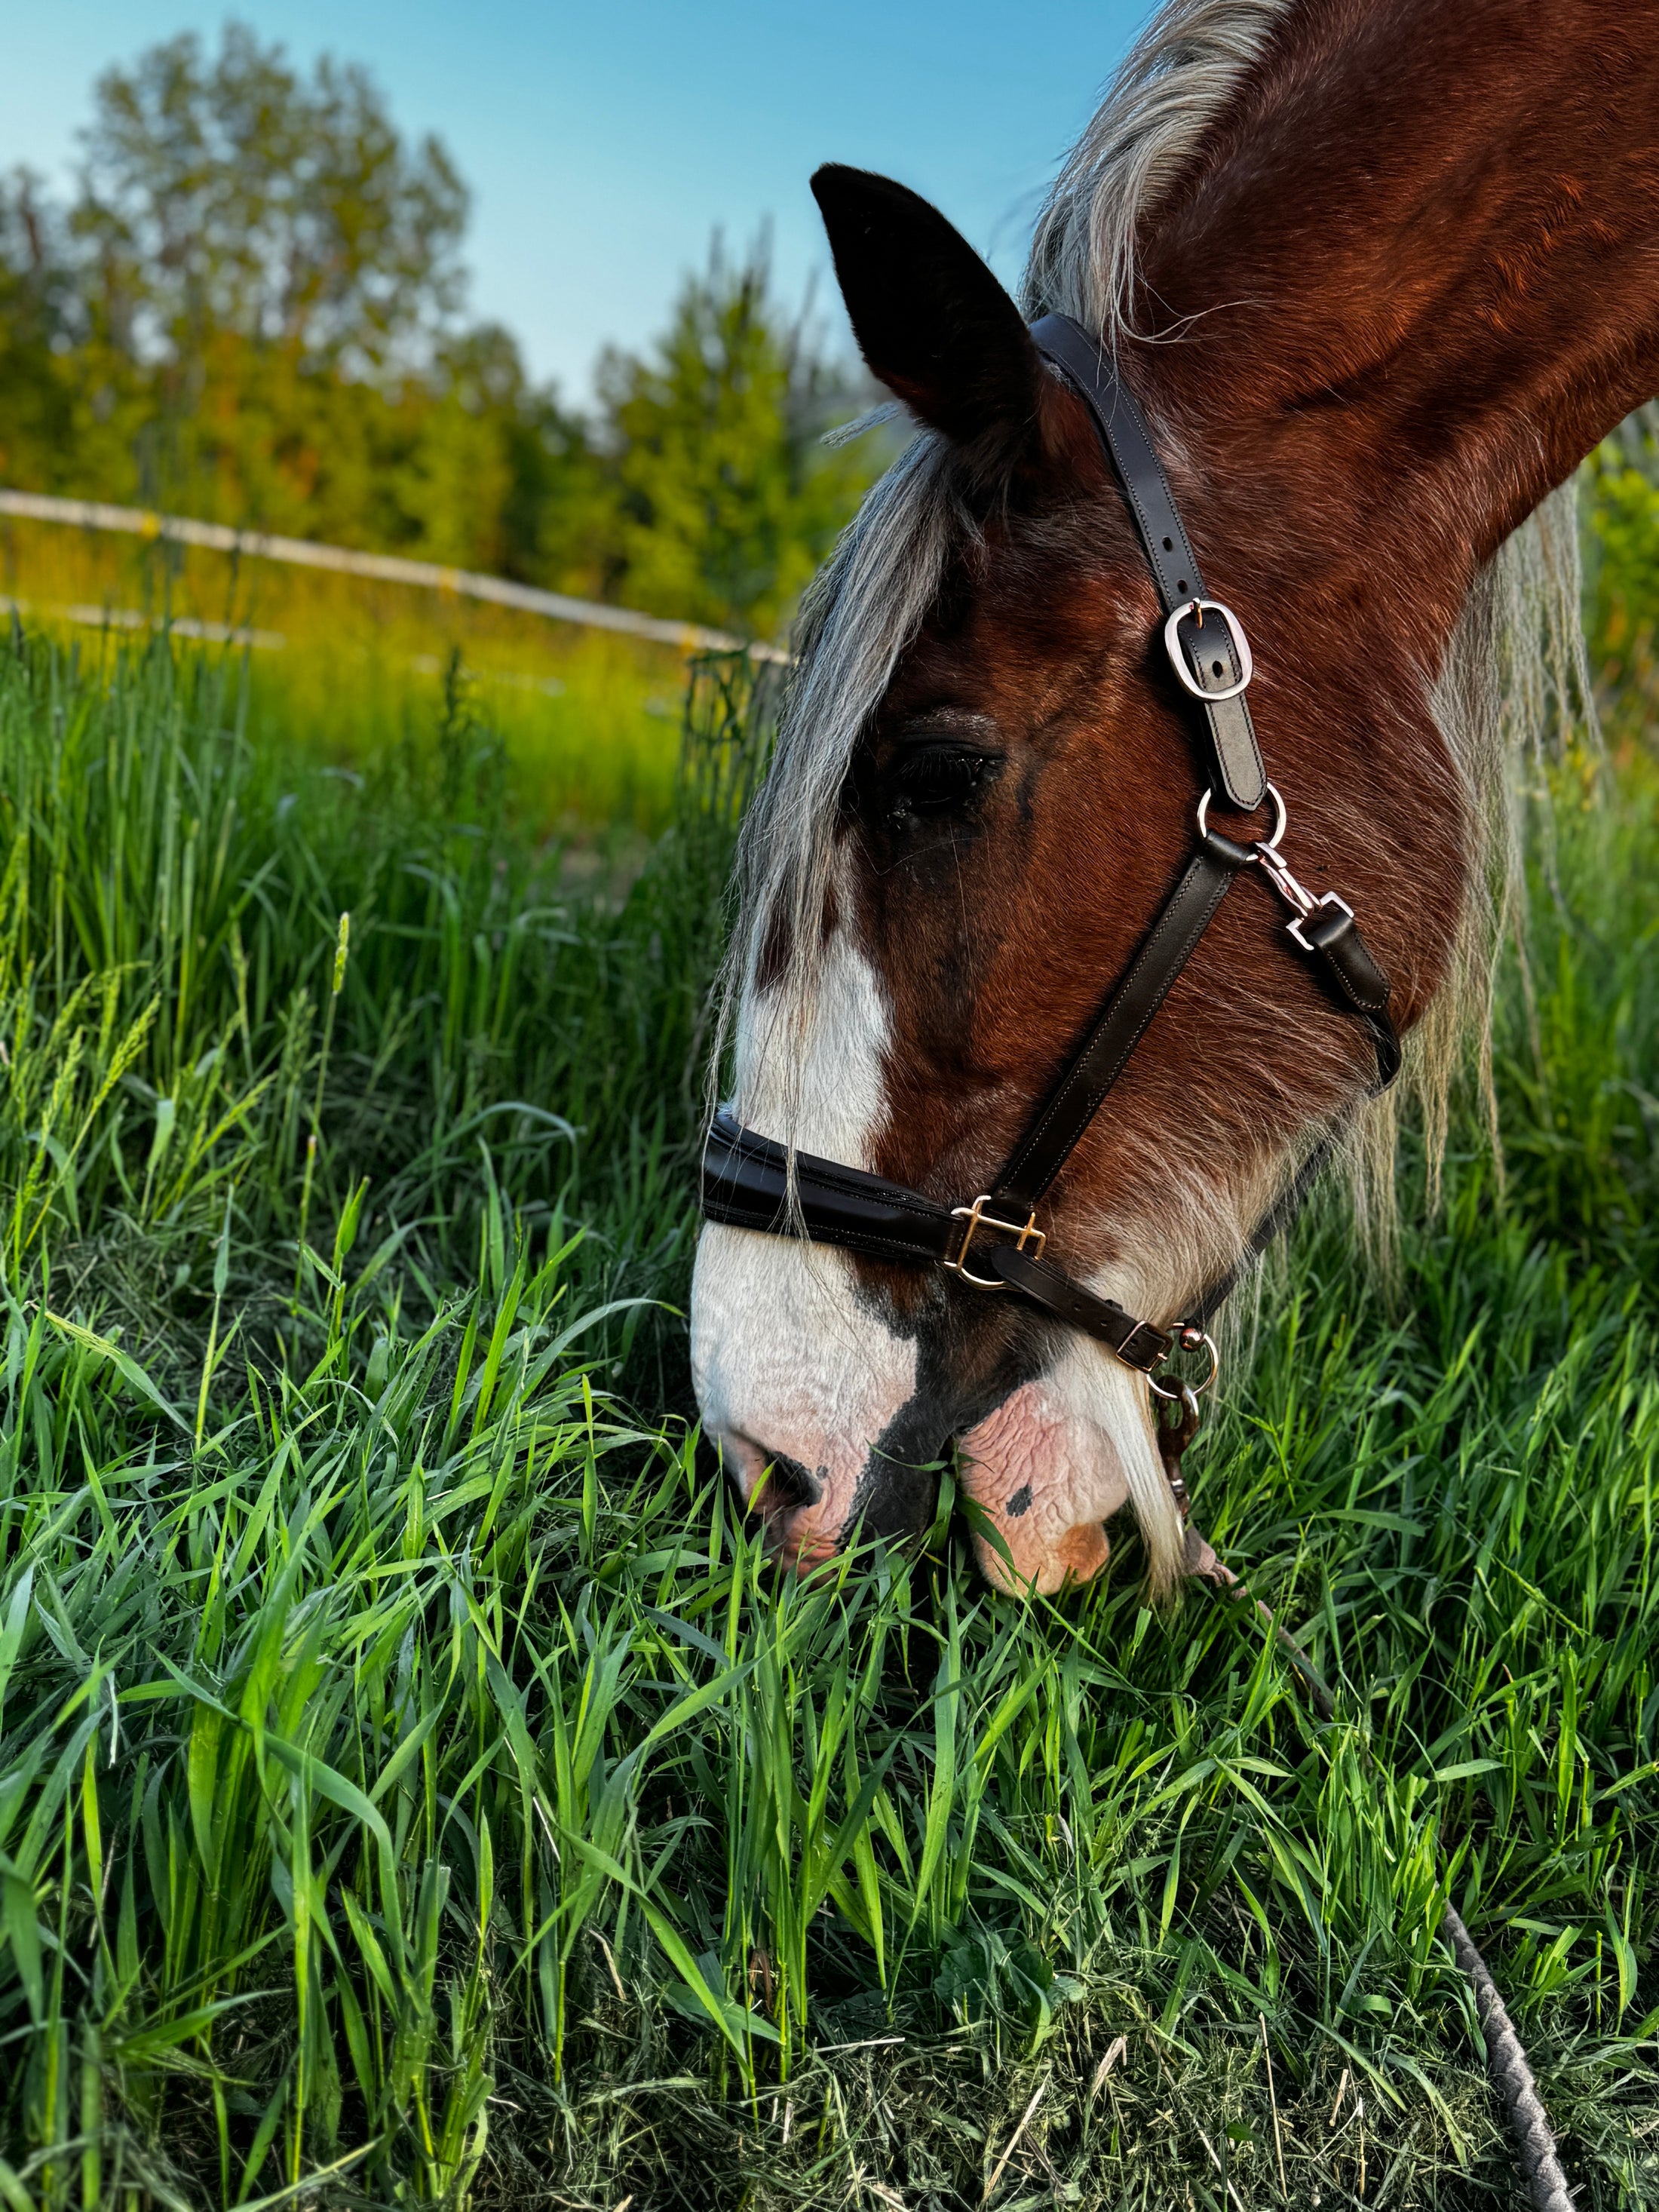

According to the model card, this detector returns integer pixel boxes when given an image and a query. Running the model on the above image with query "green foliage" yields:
[0,32,880,630]
[0,633,763,1409]
[0,179,79,489]
[1582,407,1659,723]
[596,240,876,639]
[0,634,1654,2205]
[0,504,692,838]
[73,23,468,376]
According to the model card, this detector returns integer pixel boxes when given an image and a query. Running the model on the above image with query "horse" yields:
[689,0,1651,1597]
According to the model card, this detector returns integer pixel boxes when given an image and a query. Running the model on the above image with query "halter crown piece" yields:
[701,316,1401,1397]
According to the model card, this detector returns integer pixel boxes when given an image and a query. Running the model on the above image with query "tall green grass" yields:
[0,628,766,1398]
[0,514,691,834]
[0,631,1654,2208]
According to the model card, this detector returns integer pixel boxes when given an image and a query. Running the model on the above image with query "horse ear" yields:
[811,164,1044,457]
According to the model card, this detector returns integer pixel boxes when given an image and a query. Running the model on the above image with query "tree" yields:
[431,327,614,594]
[0,172,81,488]
[595,239,876,640]
[72,23,467,381]
[0,35,880,631]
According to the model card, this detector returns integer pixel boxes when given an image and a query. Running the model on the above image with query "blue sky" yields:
[2,2,1149,404]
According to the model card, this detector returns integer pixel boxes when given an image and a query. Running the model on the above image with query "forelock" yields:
[729,2,1299,1020]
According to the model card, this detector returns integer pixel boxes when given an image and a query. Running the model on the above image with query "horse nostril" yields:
[754,1453,824,1512]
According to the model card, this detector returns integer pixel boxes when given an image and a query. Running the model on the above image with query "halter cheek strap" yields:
[1029,313,1268,815]
[700,314,1402,1384]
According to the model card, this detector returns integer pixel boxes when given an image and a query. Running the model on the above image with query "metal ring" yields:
[1196,781,1286,849]
[1164,598,1253,701]
[1148,1329,1220,1401]
[1148,1379,1203,1425]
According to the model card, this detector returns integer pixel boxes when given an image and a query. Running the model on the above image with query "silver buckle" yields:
[1164,598,1253,702]
[1286,891,1354,952]
[945,1196,1045,1290]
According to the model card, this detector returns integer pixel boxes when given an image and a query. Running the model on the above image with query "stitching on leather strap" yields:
[1030,314,1267,811]
[998,851,1235,1205]
[1320,959,1385,1013]
[702,1208,945,1266]
[709,1123,950,1229]
[1311,938,1390,1014]
[993,1247,1171,1367]
[1030,318,1204,604]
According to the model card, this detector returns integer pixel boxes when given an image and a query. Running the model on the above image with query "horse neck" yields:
[1137,0,1659,655]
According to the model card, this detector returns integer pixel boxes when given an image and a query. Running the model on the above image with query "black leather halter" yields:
[701,314,1401,1385]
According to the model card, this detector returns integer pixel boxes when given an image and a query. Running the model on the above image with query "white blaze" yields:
[692,925,1194,1592]
[691,928,918,1557]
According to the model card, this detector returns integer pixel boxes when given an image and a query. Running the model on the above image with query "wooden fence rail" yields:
[0,488,789,664]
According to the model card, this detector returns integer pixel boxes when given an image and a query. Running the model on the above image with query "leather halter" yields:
[700,314,1402,1387]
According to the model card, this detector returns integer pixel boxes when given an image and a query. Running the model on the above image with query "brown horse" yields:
[691,0,1651,1593]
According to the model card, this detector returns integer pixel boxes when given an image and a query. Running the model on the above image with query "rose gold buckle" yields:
[944,1195,1046,1290]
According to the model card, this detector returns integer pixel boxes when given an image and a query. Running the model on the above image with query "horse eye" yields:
[888,744,998,823]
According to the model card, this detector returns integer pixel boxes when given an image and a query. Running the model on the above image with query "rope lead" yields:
[1187,1530,1575,2212]
[1442,1902,1576,2212]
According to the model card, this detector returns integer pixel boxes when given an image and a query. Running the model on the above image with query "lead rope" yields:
[1158,1394,1575,2212]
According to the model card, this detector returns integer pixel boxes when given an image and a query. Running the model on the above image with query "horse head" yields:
[691,0,1659,1591]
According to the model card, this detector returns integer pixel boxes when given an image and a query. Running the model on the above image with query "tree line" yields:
[0,24,881,638]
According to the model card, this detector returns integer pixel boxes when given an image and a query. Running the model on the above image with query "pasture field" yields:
[0,514,691,836]
[0,627,1654,2211]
